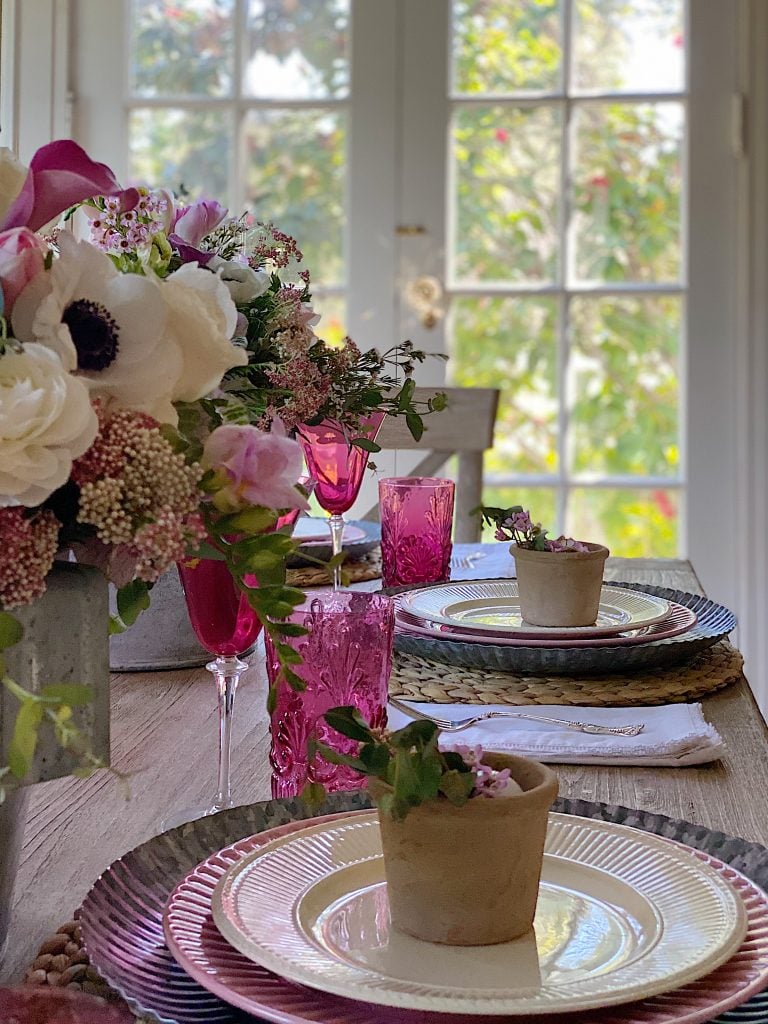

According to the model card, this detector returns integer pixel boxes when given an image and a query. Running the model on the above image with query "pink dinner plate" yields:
[164,812,768,1024]
[395,599,698,649]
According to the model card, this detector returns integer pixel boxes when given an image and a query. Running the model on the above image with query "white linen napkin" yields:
[386,701,724,766]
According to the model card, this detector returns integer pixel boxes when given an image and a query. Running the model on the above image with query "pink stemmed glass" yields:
[298,413,385,588]
[266,591,393,798]
[174,501,308,820]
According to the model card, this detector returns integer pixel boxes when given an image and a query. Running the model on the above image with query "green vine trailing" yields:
[0,612,125,804]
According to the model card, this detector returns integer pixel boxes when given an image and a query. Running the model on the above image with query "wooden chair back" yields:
[363,386,500,542]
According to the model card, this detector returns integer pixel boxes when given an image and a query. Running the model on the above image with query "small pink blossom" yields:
[0,227,47,313]
[203,424,310,513]
[0,140,120,232]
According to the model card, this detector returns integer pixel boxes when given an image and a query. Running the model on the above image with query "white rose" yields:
[0,343,98,507]
[208,256,271,304]
[162,262,247,402]
[0,148,28,227]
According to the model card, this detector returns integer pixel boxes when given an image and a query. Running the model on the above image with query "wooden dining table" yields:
[2,552,768,986]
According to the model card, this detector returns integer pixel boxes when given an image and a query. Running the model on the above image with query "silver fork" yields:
[390,697,645,737]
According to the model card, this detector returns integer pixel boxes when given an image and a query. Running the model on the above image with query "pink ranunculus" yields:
[171,199,228,247]
[0,140,120,232]
[0,227,46,313]
[203,424,311,513]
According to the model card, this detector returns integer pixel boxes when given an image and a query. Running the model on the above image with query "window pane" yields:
[129,0,235,97]
[566,488,679,556]
[245,0,350,100]
[129,108,232,201]
[573,0,685,94]
[451,105,561,284]
[452,296,559,476]
[568,296,681,477]
[480,487,558,539]
[452,0,562,95]
[242,109,346,286]
[571,102,683,284]
[313,293,347,347]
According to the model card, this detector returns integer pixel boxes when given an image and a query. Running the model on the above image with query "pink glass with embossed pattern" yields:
[266,591,393,798]
[298,414,385,588]
[379,476,455,587]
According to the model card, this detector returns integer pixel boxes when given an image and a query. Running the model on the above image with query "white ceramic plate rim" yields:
[402,581,671,637]
[211,812,747,1016]
[394,600,698,648]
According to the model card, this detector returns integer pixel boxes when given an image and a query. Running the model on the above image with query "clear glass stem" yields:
[208,655,247,811]
[328,513,345,590]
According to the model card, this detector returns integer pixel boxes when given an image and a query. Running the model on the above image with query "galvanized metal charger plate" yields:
[391,582,737,676]
[77,793,768,1024]
[390,639,744,708]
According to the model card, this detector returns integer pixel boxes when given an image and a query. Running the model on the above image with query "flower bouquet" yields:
[0,141,312,796]
[477,505,610,626]
[316,706,558,945]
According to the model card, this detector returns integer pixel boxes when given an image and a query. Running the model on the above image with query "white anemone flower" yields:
[12,233,184,423]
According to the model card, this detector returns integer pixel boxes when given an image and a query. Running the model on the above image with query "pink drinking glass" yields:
[297,413,385,588]
[266,591,394,798]
[379,476,455,587]
[176,557,263,817]
[174,495,310,819]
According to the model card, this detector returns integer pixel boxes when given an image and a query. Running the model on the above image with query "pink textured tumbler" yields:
[379,476,455,587]
[267,591,393,798]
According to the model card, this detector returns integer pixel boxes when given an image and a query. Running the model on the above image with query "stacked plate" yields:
[287,517,381,566]
[80,806,768,1024]
[392,579,737,675]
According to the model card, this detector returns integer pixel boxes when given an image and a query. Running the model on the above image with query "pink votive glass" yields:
[266,591,394,798]
[379,476,455,587]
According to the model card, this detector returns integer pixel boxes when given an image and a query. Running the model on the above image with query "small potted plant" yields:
[318,707,558,946]
[478,506,609,627]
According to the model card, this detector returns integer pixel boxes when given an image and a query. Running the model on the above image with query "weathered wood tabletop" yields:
[2,555,767,985]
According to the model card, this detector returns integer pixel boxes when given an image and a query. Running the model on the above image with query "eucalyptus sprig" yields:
[316,706,477,821]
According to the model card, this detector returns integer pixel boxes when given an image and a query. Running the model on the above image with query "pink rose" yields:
[203,424,310,513]
[0,140,120,232]
[0,227,46,313]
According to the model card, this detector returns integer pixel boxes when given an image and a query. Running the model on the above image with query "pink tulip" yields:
[0,140,120,232]
[0,227,46,313]
[171,199,228,246]
[203,424,310,513]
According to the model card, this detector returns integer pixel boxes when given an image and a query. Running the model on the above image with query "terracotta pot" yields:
[374,753,558,945]
[513,542,609,627]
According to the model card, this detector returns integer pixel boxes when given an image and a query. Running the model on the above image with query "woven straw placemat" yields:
[286,548,381,588]
[389,639,743,707]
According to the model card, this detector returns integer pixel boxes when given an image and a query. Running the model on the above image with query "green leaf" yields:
[390,718,438,748]
[116,580,151,629]
[405,412,424,442]
[359,742,390,775]
[396,377,416,411]
[316,742,368,773]
[266,684,278,716]
[271,622,309,638]
[3,677,39,704]
[438,769,475,806]
[351,437,380,453]
[0,612,23,651]
[39,684,92,707]
[224,507,278,534]
[323,706,374,743]
[8,699,43,778]
[109,615,128,636]
[300,781,326,807]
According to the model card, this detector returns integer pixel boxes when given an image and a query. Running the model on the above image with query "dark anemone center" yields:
[63,299,120,372]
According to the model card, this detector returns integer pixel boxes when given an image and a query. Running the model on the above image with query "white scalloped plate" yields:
[402,581,671,638]
[211,812,747,1016]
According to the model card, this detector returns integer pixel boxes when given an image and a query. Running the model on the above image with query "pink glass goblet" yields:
[298,413,385,588]
[266,591,393,798]
[176,557,264,818]
[379,476,455,587]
